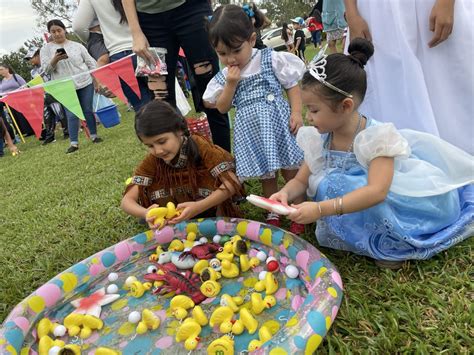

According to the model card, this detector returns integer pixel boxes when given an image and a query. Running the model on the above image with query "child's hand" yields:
[288,201,320,224]
[226,66,241,85]
[169,202,201,224]
[289,112,303,135]
[145,204,161,230]
[269,191,289,206]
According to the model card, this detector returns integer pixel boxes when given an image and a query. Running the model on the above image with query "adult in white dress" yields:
[344,0,473,154]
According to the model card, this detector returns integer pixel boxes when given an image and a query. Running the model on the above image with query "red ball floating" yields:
[266,257,279,272]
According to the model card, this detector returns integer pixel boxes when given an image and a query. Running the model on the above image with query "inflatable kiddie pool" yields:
[0,218,343,354]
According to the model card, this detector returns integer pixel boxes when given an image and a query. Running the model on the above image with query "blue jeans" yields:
[65,84,97,145]
[109,51,152,112]
[311,30,322,46]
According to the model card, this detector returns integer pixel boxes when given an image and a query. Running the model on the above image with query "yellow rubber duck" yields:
[37,318,63,339]
[239,254,260,272]
[192,305,209,326]
[95,347,121,355]
[79,314,104,339]
[209,306,234,333]
[207,334,234,355]
[170,295,195,320]
[193,259,209,274]
[200,266,221,282]
[129,280,152,298]
[216,242,234,262]
[136,309,161,334]
[184,231,197,248]
[146,207,168,229]
[38,335,65,355]
[176,318,202,351]
[230,235,249,256]
[63,313,85,337]
[149,245,164,261]
[248,325,276,351]
[254,271,279,295]
[165,201,180,219]
[200,280,221,298]
[220,259,240,278]
[250,293,277,315]
[168,239,185,252]
[239,308,258,334]
[220,294,243,313]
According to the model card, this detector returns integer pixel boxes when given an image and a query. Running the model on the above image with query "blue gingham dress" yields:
[214,48,304,179]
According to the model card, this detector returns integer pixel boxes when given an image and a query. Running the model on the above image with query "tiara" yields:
[307,45,353,98]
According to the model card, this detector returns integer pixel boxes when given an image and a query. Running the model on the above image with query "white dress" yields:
[347,0,474,154]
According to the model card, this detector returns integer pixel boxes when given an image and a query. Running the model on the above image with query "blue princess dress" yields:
[204,48,305,179]
[296,118,474,261]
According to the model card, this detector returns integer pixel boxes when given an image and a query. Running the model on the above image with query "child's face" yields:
[140,132,183,163]
[302,89,346,133]
[215,33,257,70]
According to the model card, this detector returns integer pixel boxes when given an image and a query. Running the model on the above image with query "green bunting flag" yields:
[27,75,44,87]
[44,79,85,120]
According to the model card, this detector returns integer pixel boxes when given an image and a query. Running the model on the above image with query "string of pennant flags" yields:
[0,54,140,139]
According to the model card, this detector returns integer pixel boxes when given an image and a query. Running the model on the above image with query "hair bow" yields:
[242,4,255,18]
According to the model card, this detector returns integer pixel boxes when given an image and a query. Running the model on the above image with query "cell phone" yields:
[246,194,297,215]
[56,48,67,56]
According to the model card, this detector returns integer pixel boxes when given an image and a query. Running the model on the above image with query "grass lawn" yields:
[0,53,472,353]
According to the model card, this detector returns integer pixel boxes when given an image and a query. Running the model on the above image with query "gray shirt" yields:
[40,40,97,89]
[136,0,185,14]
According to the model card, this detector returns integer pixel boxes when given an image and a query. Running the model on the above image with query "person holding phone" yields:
[40,19,103,154]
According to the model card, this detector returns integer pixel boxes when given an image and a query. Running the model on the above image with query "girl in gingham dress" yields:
[203,4,307,234]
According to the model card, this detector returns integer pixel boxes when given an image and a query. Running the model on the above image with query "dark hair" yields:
[208,5,255,49]
[111,0,127,24]
[47,19,66,32]
[247,3,269,30]
[302,38,374,109]
[135,100,201,166]
[0,63,14,74]
[310,8,322,23]
[281,23,289,42]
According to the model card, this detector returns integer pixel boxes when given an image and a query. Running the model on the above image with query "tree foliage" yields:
[30,0,77,29]
[261,0,314,26]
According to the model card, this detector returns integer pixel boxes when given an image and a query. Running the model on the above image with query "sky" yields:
[0,0,39,55]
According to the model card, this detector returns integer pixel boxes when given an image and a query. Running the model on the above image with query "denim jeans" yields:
[109,50,153,112]
[137,0,231,152]
[65,83,97,145]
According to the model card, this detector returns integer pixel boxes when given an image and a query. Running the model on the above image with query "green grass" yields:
[0,67,472,353]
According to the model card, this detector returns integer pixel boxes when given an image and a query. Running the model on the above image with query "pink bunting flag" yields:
[108,56,141,99]
[92,66,128,104]
[0,87,45,138]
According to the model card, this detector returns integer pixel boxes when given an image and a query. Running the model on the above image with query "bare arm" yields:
[286,85,303,134]
[271,163,311,205]
[215,66,240,114]
[344,0,372,41]
[122,0,154,63]
[288,157,394,224]
[121,185,149,219]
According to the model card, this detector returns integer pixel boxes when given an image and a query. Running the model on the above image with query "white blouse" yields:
[203,49,306,104]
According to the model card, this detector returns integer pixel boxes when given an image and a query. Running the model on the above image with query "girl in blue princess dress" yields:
[271,38,474,269]
[203,4,307,234]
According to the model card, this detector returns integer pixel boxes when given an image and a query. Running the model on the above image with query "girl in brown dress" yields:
[121,100,242,229]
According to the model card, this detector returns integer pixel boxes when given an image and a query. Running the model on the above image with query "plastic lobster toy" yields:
[144,269,207,305]
[179,242,222,260]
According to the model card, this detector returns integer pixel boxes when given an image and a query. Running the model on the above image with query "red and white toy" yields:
[246,194,296,215]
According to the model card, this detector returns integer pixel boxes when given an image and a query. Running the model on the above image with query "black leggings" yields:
[137,0,231,152]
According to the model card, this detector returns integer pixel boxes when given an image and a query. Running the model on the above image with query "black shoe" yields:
[92,137,103,144]
[42,136,56,145]
[66,145,79,154]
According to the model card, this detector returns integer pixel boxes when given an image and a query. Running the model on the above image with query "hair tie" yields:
[242,4,255,18]
[348,54,364,68]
